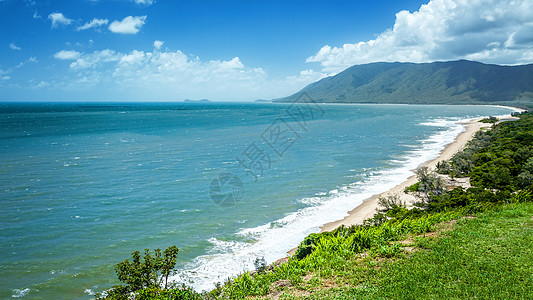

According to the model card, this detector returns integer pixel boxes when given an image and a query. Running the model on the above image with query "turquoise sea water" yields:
[0,102,515,298]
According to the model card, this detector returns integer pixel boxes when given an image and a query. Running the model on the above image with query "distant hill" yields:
[275,60,533,106]
[184,99,211,103]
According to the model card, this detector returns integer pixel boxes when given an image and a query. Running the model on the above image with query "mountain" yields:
[275,60,533,105]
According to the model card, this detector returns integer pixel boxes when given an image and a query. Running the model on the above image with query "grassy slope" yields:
[255,203,533,299]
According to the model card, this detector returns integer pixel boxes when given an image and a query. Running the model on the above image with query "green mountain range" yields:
[275,60,533,107]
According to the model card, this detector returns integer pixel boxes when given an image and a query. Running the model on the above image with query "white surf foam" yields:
[170,117,467,292]
[12,288,30,298]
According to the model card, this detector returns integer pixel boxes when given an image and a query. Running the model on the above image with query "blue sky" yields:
[1,0,533,101]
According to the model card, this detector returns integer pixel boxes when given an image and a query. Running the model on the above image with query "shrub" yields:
[377,194,405,213]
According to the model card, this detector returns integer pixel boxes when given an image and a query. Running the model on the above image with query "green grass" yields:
[363,203,533,299]
[220,203,533,299]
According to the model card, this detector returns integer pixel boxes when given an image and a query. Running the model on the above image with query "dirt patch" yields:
[403,246,416,253]
[261,280,292,300]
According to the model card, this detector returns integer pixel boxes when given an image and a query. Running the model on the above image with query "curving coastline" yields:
[318,107,524,234]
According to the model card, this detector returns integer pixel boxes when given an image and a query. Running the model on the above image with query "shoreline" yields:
[320,108,524,232]
[319,116,489,232]
[285,107,523,257]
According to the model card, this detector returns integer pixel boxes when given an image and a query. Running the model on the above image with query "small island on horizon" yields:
[184,99,211,103]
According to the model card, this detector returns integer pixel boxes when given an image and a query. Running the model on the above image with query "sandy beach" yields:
[319,110,522,232]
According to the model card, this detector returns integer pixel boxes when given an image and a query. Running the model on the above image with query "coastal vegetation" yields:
[275,60,533,109]
[96,247,201,300]
[99,112,533,299]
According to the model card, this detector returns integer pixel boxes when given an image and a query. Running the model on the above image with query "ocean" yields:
[0,102,514,298]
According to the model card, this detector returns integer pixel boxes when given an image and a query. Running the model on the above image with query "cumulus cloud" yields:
[307,0,533,73]
[68,49,121,69]
[153,40,164,50]
[109,16,147,34]
[10,43,21,50]
[48,12,73,28]
[77,18,109,31]
[54,50,81,60]
[48,44,322,100]
[132,0,154,5]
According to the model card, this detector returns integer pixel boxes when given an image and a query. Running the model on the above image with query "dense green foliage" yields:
[275,60,533,106]
[479,116,498,123]
[433,112,533,212]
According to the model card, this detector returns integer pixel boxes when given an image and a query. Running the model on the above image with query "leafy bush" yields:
[294,233,321,260]
[377,194,405,212]
[479,116,498,123]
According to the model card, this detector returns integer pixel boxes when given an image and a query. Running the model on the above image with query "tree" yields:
[414,166,445,203]
[377,193,405,213]
[99,246,180,299]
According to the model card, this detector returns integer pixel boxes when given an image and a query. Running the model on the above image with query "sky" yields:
[1,0,533,102]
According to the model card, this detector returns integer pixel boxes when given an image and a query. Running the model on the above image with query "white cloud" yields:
[48,12,73,28]
[54,50,81,60]
[77,18,109,31]
[285,69,327,84]
[153,40,164,50]
[132,0,154,5]
[48,44,320,100]
[69,49,121,69]
[109,16,147,34]
[34,81,50,88]
[0,68,11,81]
[15,56,39,68]
[307,0,533,73]
[10,43,21,50]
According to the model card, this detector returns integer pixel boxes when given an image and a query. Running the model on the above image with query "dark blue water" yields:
[0,102,514,298]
